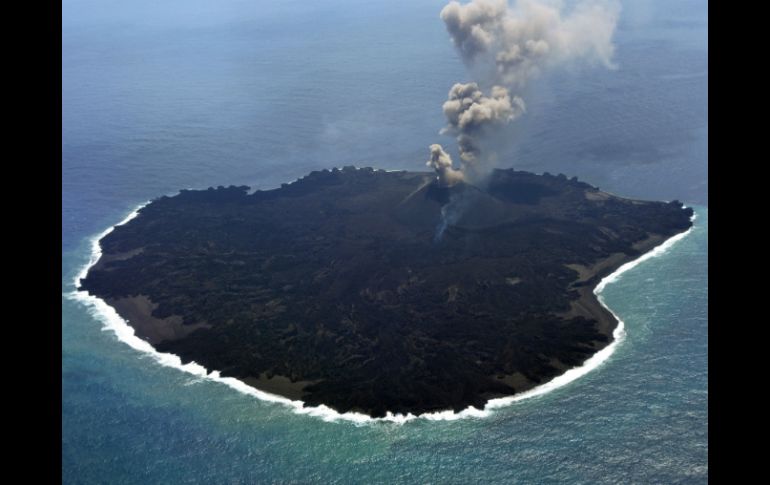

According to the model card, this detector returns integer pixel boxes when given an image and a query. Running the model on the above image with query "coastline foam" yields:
[68,203,695,425]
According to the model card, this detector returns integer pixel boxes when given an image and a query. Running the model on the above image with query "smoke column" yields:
[440,82,526,171]
[428,0,620,185]
[426,144,466,185]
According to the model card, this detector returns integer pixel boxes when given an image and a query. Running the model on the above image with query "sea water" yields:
[63,1,707,482]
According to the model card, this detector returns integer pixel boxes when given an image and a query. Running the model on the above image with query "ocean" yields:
[62,0,708,482]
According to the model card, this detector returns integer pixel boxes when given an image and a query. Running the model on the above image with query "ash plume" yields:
[425,0,619,183]
[427,143,466,186]
[440,82,525,168]
[440,0,508,62]
[441,0,619,87]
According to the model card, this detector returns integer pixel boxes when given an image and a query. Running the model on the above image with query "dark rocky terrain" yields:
[79,167,693,417]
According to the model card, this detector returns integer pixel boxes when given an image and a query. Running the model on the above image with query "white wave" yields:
[68,204,696,425]
[682,204,698,223]
[72,205,146,289]
[594,227,693,294]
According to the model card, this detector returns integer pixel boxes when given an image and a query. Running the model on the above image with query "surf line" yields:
[69,203,696,425]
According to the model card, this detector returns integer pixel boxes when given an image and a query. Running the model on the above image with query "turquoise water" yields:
[62,209,707,483]
[63,1,707,482]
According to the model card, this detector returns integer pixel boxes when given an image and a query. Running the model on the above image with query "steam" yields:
[426,0,620,182]
[434,191,471,242]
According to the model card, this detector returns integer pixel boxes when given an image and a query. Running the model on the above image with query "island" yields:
[79,167,693,417]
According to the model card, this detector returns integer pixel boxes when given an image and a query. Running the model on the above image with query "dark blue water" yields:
[63,1,708,482]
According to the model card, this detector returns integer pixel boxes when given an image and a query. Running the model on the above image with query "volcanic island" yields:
[79,167,693,417]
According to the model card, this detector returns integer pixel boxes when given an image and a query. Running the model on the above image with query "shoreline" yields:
[69,203,696,424]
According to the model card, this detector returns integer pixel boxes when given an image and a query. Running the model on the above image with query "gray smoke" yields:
[440,0,508,62]
[427,143,466,186]
[440,82,525,167]
[427,0,619,181]
[441,0,619,87]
